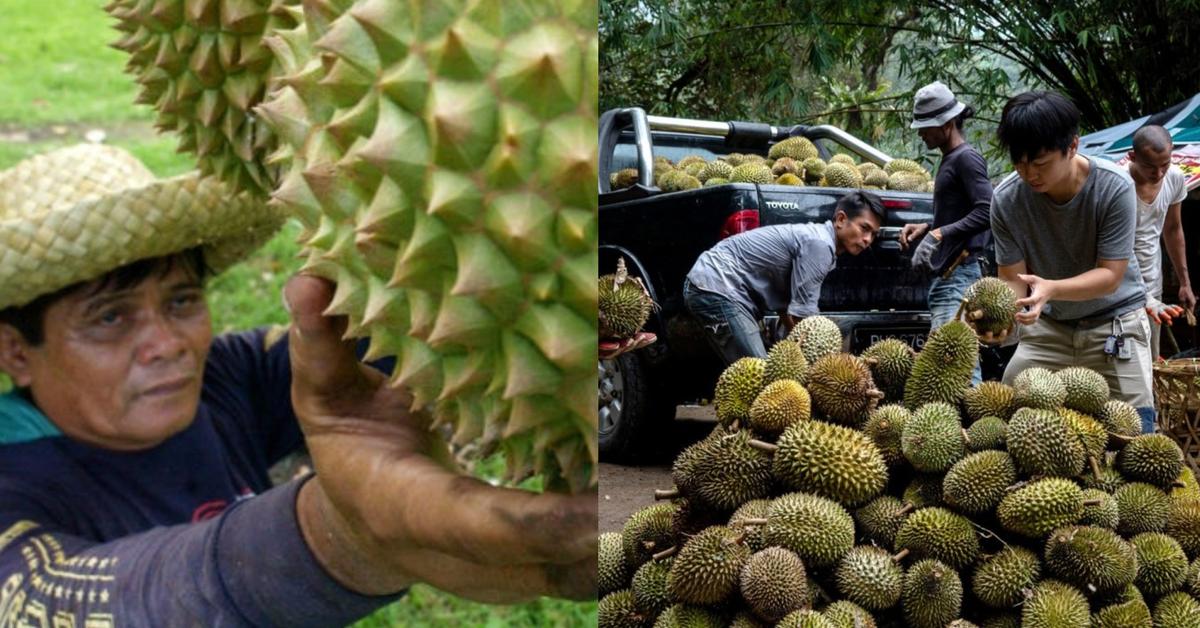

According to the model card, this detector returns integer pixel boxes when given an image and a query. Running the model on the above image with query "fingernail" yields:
[282,290,294,315]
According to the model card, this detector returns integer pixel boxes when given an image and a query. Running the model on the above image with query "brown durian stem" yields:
[747,439,779,453]
[1108,432,1136,445]
[654,488,681,500]
[739,518,769,526]
[1173,480,1188,489]
[1082,498,1104,506]
[962,428,971,446]
[867,389,885,400]
[892,548,910,562]
[1089,456,1102,481]
[652,545,678,561]
[897,502,915,516]
[953,298,968,322]
[862,357,879,367]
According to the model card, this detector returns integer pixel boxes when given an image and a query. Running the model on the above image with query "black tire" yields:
[599,350,670,463]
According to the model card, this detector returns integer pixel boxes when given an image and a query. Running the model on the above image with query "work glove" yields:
[910,233,940,272]
[1146,297,1185,325]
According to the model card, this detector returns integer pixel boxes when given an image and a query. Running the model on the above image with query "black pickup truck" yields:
[598,108,1005,462]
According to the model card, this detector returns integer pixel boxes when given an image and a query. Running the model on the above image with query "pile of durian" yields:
[608,136,934,194]
[599,277,1200,627]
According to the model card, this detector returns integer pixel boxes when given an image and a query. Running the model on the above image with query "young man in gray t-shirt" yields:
[984,90,1155,431]
[684,191,885,365]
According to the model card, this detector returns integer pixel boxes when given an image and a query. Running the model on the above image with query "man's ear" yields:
[0,325,34,388]
[833,210,848,227]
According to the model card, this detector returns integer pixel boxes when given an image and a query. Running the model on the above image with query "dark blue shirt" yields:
[930,142,994,274]
[0,327,397,626]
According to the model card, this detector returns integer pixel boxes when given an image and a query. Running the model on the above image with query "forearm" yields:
[1045,267,1124,302]
[1164,226,1191,289]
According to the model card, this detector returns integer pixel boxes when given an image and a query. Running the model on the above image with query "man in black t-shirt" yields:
[899,81,994,383]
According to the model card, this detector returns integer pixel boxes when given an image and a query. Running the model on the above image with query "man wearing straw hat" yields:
[0,145,595,624]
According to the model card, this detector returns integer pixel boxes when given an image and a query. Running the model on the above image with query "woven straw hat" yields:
[0,144,286,310]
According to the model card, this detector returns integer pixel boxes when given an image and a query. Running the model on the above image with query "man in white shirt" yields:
[1127,125,1194,359]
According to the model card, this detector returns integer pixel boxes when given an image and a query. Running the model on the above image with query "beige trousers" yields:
[1002,308,1154,408]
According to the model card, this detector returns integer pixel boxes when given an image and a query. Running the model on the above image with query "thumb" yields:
[1016,273,1036,284]
[284,274,372,400]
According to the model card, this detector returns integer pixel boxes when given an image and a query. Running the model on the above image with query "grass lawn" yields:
[0,1,597,625]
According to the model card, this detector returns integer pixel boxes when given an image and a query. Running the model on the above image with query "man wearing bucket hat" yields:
[899,81,993,385]
[0,145,596,624]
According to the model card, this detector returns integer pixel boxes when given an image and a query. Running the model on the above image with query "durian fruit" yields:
[972,546,1041,608]
[1006,407,1086,477]
[1098,399,1144,447]
[714,357,766,426]
[739,547,808,623]
[1092,599,1153,628]
[656,169,683,191]
[903,320,979,409]
[722,153,748,167]
[248,0,602,493]
[631,557,673,619]
[961,277,1017,336]
[670,428,773,512]
[1153,592,1200,628]
[787,316,843,364]
[884,158,927,176]
[863,404,910,466]
[964,416,1007,452]
[106,0,300,196]
[1131,532,1189,596]
[697,160,733,183]
[1013,367,1067,409]
[671,174,701,191]
[862,169,889,189]
[963,381,1016,422]
[834,545,903,611]
[666,525,750,606]
[763,420,888,506]
[996,477,1088,537]
[821,601,876,628]
[1056,366,1110,414]
[1188,556,1200,596]
[1020,580,1089,628]
[1166,497,1200,559]
[598,589,650,628]
[763,339,808,385]
[1114,482,1171,536]
[901,402,966,473]
[622,503,676,570]
[1082,460,1128,494]
[893,506,980,570]
[683,161,704,178]
[1060,408,1108,461]
[769,136,819,161]
[748,379,811,437]
[774,173,804,186]
[1080,488,1120,529]
[771,157,801,177]
[730,163,774,184]
[903,473,945,509]
[860,338,914,402]
[600,531,630,596]
[776,610,835,628]
[942,449,1018,514]
[805,353,883,425]
[977,613,1020,628]
[1119,434,1186,488]
[854,495,912,548]
[610,167,640,189]
[652,604,724,628]
[763,492,855,569]
[901,559,962,628]
[822,162,863,188]
[728,499,773,552]
[599,257,653,339]
[886,171,926,192]
[702,177,729,187]
[829,153,857,167]
[727,612,767,628]
[676,155,706,168]
[1043,525,1138,594]
[801,157,826,184]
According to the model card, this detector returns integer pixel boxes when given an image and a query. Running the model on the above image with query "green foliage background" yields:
[0,1,596,625]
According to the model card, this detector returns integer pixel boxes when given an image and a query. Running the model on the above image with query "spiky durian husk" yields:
[962,277,1017,336]
[903,320,978,409]
[106,0,300,196]
[248,1,599,493]
[769,136,819,161]
[861,338,914,402]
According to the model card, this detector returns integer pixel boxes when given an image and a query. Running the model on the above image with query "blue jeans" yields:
[928,257,983,385]
[1137,407,1158,434]
[683,279,766,366]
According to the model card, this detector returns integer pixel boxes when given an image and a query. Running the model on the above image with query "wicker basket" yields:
[1153,358,1200,474]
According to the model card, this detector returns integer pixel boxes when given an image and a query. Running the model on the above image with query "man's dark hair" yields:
[837,190,887,224]
[953,104,976,130]
[996,90,1080,164]
[0,248,210,346]
[1132,125,1172,156]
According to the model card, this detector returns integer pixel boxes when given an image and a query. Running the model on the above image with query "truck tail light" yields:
[883,199,912,210]
[720,210,759,239]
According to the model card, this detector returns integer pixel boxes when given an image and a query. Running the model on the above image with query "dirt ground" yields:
[598,418,713,533]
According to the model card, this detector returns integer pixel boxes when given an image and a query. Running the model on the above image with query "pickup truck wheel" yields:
[599,350,664,463]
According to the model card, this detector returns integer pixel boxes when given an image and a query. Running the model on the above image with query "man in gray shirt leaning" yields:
[683,191,886,365]
[984,90,1155,431]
